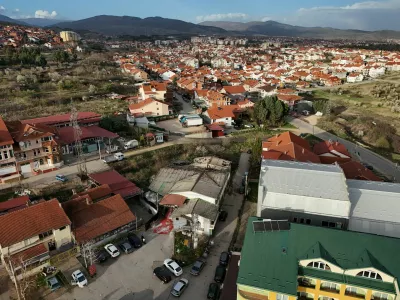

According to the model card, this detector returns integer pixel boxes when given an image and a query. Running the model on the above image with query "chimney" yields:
[302,148,305,154]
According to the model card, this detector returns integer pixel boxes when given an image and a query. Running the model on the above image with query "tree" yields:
[8,257,37,300]
[35,54,47,67]
[253,96,287,127]
[80,241,97,268]
[88,84,97,94]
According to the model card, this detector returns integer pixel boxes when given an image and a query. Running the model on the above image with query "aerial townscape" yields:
[0,1,400,300]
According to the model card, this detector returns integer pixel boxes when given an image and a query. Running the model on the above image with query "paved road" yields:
[173,92,194,114]
[55,153,250,300]
[290,117,400,182]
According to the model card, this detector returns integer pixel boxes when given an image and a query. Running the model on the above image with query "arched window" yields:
[356,271,383,280]
[307,261,331,271]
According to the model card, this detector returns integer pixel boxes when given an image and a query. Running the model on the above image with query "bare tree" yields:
[80,241,97,268]
[8,257,37,300]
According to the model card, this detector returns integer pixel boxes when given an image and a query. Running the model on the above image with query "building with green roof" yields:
[237,217,400,300]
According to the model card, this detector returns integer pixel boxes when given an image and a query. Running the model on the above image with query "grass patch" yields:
[281,122,297,129]
[392,153,400,163]
[246,182,258,203]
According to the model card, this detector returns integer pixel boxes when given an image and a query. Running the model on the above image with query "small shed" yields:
[206,124,224,138]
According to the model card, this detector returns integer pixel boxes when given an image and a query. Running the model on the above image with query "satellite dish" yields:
[19,141,24,147]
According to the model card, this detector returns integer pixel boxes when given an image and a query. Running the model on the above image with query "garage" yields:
[20,163,32,175]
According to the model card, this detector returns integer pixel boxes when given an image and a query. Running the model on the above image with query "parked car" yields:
[214,265,226,283]
[218,211,228,222]
[104,244,120,258]
[190,259,205,276]
[362,163,374,170]
[243,123,255,128]
[164,258,183,276]
[119,242,134,254]
[171,278,189,297]
[239,185,245,194]
[55,174,67,182]
[219,252,230,266]
[153,267,172,284]
[95,250,110,263]
[302,110,310,116]
[207,282,220,300]
[128,233,142,248]
[71,270,88,288]
[47,276,62,292]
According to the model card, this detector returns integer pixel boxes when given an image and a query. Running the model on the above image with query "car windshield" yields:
[77,274,85,282]
[176,266,182,272]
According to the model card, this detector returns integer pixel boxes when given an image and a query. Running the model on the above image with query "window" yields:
[322,221,328,227]
[33,150,37,157]
[36,140,39,144]
[293,217,298,223]
[39,159,44,165]
[9,150,13,157]
[306,219,311,224]
[356,271,383,280]
[3,151,8,159]
[0,152,2,160]
[157,107,159,110]
[45,147,50,153]
[373,292,389,300]
[41,136,53,142]
[39,230,53,239]
[276,294,288,300]
[52,147,57,152]
[307,261,331,271]
[320,282,338,291]
[59,226,66,231]
[322,221,339,228]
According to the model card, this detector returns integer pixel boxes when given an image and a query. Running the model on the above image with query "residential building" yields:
[63,194,136,245]
[313,140,352,164]
[204,105,237,127]
[139,82,168,101]
[0,199,72,281]
[0,195,30,215]
[0,117,18,183]
[21,112,101,128]
[128,98,171,117]
[237,217,400,300]
[170,198,219,236]
[6,121,63,177]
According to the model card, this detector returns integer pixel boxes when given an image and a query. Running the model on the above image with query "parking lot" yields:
[157,119,206,134]
[56,153,249,300]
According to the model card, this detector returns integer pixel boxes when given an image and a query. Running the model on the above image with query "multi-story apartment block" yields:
[6,121,63,177]
[238,217,400,300]
[0,117,19,183]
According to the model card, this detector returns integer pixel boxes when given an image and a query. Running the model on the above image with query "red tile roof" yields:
[72,194,136,243]
[0,195,30,213]
[5,121,56,143]
[313,140,351,157]
[207,105,237,119]
[22,112,101,126]
[264,132,311,151]
[89,170,142,198]
[57,125,118,145]
[0,117,14,146]
[0,199,71,247]
[339,161,382,182]
[11,243,48,262]
[223,85,246,94]
[62,195,93,217]
[74,184,113,201]
[159,194,187,207]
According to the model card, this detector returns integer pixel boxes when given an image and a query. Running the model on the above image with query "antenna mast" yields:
[70,106,87,177]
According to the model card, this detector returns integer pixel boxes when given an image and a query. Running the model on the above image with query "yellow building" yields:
[60,31,81,42]
[237,218,400,300]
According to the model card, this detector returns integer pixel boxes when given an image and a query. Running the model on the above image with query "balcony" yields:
[16,152,48,162]
[320,286,340,294]
[0,157,16,165]
[298,278,316,289]
[345,291,365,299]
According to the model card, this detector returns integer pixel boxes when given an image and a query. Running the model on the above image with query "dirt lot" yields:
[157,119,206,134]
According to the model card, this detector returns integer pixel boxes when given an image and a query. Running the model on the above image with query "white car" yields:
[164,259,183,276]
[104,243,120,258]
[71,270,88,288]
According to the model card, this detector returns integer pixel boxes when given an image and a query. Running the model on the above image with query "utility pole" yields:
[70,105,87,177]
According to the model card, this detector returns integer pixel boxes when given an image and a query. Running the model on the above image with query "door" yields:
[48,158,52,166]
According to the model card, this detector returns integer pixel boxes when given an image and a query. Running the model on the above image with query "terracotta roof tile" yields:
[11,243,48,262]
[159,194,187,207]
[72,194,136,243]
[0,199,71,247]
[0,195,30,213]
[74,184,113,201]
[0,117,13,146]
[207,105,237,119]
[223,85,246,94]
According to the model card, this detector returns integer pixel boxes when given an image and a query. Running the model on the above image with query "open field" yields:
[0,52,137,120]
[311,72,400,162]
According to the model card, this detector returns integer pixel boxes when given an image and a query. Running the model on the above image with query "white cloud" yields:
[261,16,271,22]
[35,10,58,19]
[196,13,248,22]
[0,5,6,11]
[14,8,20,12]
[284,0,400,30]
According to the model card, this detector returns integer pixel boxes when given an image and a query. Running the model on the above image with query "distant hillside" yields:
[52,15,227,36]
[17,18,66,27]
[200,20,400,41]
[0,14,28,26]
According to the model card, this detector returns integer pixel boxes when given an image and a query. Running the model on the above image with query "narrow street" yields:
[290,117,400,182]
[173,92,195,114]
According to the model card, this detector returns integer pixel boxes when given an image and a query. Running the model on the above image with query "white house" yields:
[204,105,236,127]
[347,73,364,83]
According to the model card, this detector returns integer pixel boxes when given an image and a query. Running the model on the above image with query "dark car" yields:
[119,242,134,254]
[219,252,230,266]
[95,250,110,263]
[207,282,220,300]
[153,267,172,284]
[214,265,226,283]
[218,211,228,222]
[128,233,142,248]
[190,259,205,276]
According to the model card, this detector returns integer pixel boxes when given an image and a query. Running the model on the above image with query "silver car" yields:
[171,278,189,297]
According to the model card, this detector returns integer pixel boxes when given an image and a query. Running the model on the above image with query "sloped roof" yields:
[89,170,141,198]
[21,112,101,126]
[0,195,30,213]
[6,121,56,143]
[339,161,382,182]
[314,140,351,157]
[223,85,246,94]
[207,105,236,119]
[74,184,113,201]
[71,194,136,243]
[264,132,311,151]
[301,242,339,267]
[0,199,71,247]
[0,117,14,146]
[159,194,187,207]
[57,125,118,145]
[238,217,400,296]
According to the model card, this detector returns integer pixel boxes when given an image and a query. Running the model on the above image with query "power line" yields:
[70,104,87,177]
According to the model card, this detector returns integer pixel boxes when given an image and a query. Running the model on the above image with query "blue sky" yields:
[1,0,400,30]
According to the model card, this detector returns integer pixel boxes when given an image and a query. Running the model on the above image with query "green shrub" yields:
[376,136,391,149]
